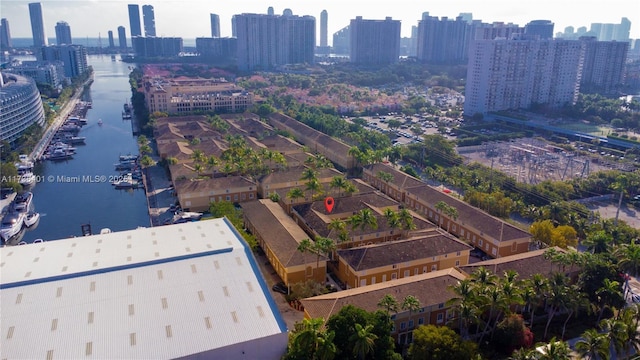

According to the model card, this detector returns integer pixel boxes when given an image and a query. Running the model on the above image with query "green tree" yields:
[575,328,610,360]
[349,323,378,360]
[536,338,571,360]
[297,236,336,277]
[287,187,305,203]
[401,295,421,345]
[615,242,640,277]
[377,294,400,319]
[408,325,478,360]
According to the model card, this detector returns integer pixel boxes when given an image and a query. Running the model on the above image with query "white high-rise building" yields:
[465,36,584,116]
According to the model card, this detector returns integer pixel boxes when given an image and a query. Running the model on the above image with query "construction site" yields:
[458,138,630,184]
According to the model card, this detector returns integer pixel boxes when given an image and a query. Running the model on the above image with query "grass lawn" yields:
[554,122,610,136]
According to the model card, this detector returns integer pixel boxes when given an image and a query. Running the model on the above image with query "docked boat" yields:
[61,135,86,144]
[119,154,139,162]
[24,212,40,227]
[59,124,81,134]
[112,174,139,189]
[67,116,87,126]
[14,192,33,212]
[18,172,36,187]
[47,148,73,161]
[0,212,25,242]
[33,238,45,243]
[115,161,137,171]
[15,155,34,172]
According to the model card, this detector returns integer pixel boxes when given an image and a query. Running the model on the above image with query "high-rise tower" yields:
[0,18,12,50]
[128,4,142,38]
[524,20,554,40]
[142,5,156,37]
[210,14,220,38]
[267,7,274,16]
[320,10,328,47]
[118,26,128,49]
[349,16,401,65]
[55,21,72,45]
[29,2,48,47]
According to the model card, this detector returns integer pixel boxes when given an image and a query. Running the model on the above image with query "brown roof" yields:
[405,185,530,242]
[260,135,305,154]
[242,200,319,267]
[458,247,568,279]
[301,268,467,321]
[338,232,472,271]
[174,176,256,194]
[366,163,424,189]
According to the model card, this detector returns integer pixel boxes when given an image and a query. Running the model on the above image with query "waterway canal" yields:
[21,55,150,242]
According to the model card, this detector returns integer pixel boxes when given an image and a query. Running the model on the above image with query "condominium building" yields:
[1,18,13,50]
[319,10,328,47]
[470,21,523,41]
[117,26,127,49]
[464,36,584,115]
[28,2,48,47]
[142,4,156,37]
[55,21,72,45]
[349,16,400,65]
[416,13,470,64]
[131,36,183,57]
[210,13,220,38]
[580,36,629,95]
[332,25,350,55]
[524,20,554,40]
[143,77,253,114]
[196,37,237,61]
[0,72,46,143]
[4,60,66,89]
[108,30,115,48]
[235,13,315,71]
[38,45,89,78]
[590,17,631,41]
[128,4,142,38]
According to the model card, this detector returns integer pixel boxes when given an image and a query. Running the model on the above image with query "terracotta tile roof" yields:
[338,232,472,271]
[242,200,320,267]
[458,247,568,279]
[301,268,467,321]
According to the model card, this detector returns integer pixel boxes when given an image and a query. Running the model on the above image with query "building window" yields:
[234,194,238,201]
[492,248,498,256]
[391,273,397,280]
[360,279,367,287]
[414,268,419,275]
[249,193,254,199]
[382,274,387,281]
[456,251,461,256]
[422,266,427,273]
[437,313,443,323]
[403,270,410,277]
[409,320,414,328]
[455,260,460,266]
[226,195,231,201]
[438,303,444,309]
[431,264,437,271]
[371,276,376,285]
[418,317,424,325]
[400,322,406,330]
[392,264,397,269]
[461,229,465,236]
[478,239,483,247]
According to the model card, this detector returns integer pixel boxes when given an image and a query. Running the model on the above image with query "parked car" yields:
[272,282,288,295]
[470,248,484,257]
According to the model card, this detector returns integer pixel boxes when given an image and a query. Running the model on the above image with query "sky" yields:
[1,0,639,44]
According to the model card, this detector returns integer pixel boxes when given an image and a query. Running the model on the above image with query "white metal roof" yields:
[0,218,287,359]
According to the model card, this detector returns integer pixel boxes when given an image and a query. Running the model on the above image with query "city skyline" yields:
[1,0,638,44]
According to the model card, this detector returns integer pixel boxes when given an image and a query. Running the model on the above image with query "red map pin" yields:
[324,197,335,213]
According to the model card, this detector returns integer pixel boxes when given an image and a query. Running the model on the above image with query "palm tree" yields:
[315,330,337,360]
[619,306,640,357]
[301,167,318,182]
[287,187,305,204]
[543,273,569,340]
[305,178,323,200]
[349,323,377,360]
[600,318,628,358]
[329,176,348,197]
[536,338,571,360]
[611,174,628,226]
[378,294,400,319]
[383,209,400,241]
[297,237,336,277]
[398,208,415,238]
[575,328,610,360]
[327,219,347,243]
[206,155,219,177]
[509,347,539,360]
[596,278,623,322]
[434,201,448,229]
[560,285,586,340]
[583,230,612,254]
[376,171,394,186]
[191,149,205,164]
[401,295,421,344]
[615,242,640,277]
[349,208,378,234]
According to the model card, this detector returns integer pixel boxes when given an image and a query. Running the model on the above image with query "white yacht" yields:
[24,212,40,227]
[19,172,36,187]
[0,212,25,242]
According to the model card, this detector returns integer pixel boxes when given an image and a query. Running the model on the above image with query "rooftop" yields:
[0,218,287,359]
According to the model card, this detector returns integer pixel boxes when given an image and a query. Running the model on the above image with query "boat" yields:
[18,172,36,187]
[59,124,81,134]
[0,212,25,242]
[119,154,139,162]
[15,155,34,172]
[98,119,103,126]
[61,135,86,144]
[172,211,203,224]
[24,212,40,227]
[67,116,87,126]
[112,174,139,189]
[47,148,73,161]
[33,238,44,243]
[13,192,33,212]
[100,228,112,234]
[115,161,137,171]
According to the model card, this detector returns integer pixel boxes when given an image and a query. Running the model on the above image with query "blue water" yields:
[21,55,150,242]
